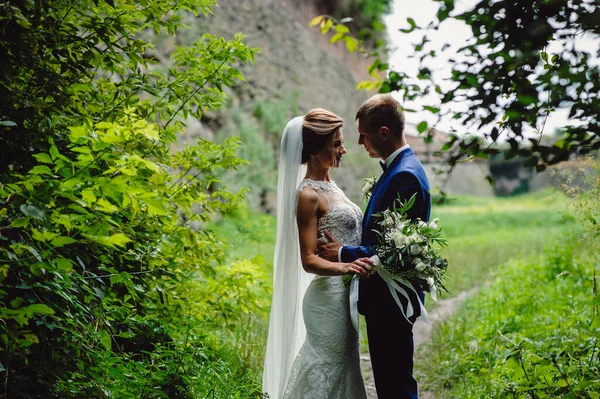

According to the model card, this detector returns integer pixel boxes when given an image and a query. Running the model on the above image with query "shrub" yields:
[0,0,260,396]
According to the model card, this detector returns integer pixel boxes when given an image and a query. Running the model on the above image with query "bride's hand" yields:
[342,257,375,277]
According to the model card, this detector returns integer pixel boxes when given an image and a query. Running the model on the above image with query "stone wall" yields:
[173,0,498,203]
[191,0,379,203]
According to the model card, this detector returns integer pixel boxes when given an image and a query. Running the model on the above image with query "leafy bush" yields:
[0,0,264,397]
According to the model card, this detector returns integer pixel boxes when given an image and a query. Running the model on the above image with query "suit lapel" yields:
[362,149,416,236]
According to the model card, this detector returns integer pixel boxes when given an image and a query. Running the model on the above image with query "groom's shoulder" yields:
[390,160,429,188]
[396,155,424,174]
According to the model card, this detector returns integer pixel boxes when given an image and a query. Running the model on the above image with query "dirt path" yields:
[360,288,478,399]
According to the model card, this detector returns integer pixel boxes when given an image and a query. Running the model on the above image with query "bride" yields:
[263,109,374,399]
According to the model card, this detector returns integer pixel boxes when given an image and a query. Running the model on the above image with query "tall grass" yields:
[433,189,575,295]
[416,247,599,398]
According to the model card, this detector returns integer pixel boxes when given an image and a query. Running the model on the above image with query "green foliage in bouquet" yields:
[372,193,449,296]
[0,0,264,397]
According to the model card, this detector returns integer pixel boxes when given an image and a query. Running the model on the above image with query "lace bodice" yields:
[298,179,363,247]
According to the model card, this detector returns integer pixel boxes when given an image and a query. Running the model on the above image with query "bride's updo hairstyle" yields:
[301,108,343,164]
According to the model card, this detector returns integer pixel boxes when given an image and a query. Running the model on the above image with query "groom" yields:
[319,94,431,399]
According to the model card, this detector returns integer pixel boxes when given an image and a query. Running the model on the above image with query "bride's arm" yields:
[297,188,373,276]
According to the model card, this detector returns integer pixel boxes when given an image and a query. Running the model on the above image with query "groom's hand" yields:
[317,230,341,262]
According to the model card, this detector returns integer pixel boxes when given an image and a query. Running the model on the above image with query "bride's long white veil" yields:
[263,116,313,399]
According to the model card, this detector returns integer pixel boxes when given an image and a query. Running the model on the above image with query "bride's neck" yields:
[304,163,330,181]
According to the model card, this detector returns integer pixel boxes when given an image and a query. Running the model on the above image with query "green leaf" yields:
[108,233,132,247]
[51,236,78,247]
[29,165,52,175]
[26,304,55,316]
[20,204,45,220]
[49,146,59,161]
[145,199,168,215]
[309,15,325,27]
[417,121,428,133]
[32,229,46,242]
[100,329,112,350]
[55,257,74,271]
[330,32,345,44]
[68,125,88,142]
[0,120,17,127]
[81,189,97,205]
[344,36,358,53]
[33,153,53,164]
[96,198,118,213]
[320,19,333,34]
[10,297,24,308]
[10,218,29,228]
[334,24,349,34]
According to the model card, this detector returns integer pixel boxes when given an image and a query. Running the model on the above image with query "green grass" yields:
[415,247,600,398]
[209,204,277,268]
[433,189,575,296]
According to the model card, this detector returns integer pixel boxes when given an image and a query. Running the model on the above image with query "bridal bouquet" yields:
[371,194,448,301]
[347,193,448,330]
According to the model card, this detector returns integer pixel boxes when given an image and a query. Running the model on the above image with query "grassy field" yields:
[209,204,277,268]
[432,189,575,296]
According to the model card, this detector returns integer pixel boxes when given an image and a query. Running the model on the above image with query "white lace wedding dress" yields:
[282,178,367,399]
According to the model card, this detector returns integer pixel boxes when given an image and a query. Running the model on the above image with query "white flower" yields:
[391,231,409,248]
[409,234,421,244]
[428,218,440,230]
[415,261,427,272]
[382,212,394,227]
[410,244,422,254]
[418,220,427,229]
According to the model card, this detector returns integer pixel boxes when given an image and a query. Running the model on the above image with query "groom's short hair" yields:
[356,94,405,138]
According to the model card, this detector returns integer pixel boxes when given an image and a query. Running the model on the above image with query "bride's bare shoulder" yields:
[298,185,319,208]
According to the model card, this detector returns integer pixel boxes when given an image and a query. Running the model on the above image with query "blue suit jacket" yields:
[341,148,431,315]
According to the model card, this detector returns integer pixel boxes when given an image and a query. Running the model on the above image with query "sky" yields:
[384,0,599,137]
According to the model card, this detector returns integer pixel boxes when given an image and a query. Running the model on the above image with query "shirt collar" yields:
[384,144,410,168]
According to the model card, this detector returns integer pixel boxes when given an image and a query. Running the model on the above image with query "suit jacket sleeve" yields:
[340,244,375,263]
[340,172,424,262]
